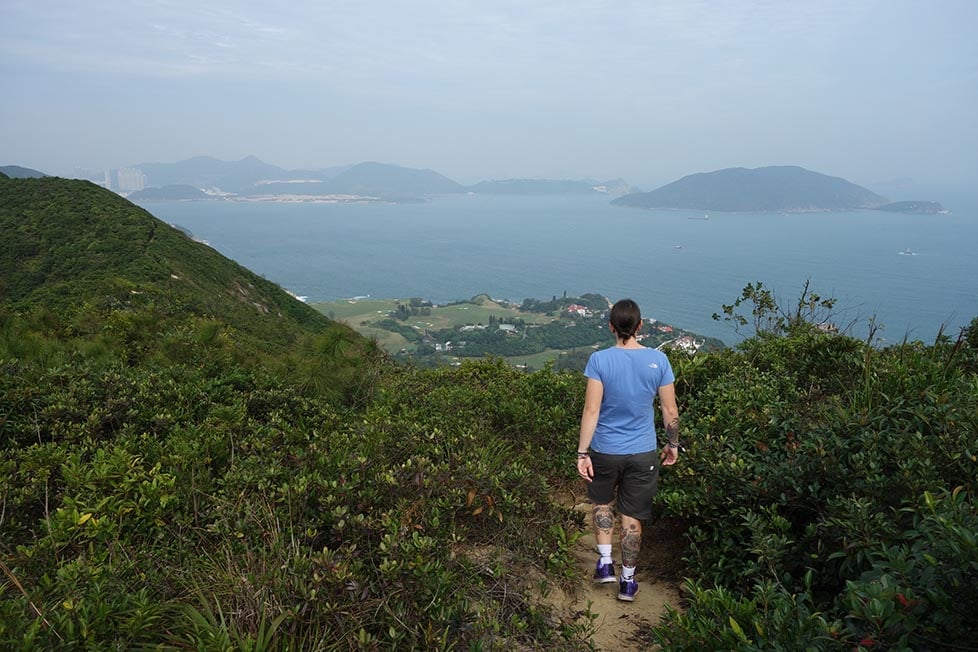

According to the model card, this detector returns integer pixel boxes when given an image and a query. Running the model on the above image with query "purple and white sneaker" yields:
[593,560,616,584]
[618,577,639,601]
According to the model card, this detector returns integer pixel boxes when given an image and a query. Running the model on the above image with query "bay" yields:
[135,194,978,345]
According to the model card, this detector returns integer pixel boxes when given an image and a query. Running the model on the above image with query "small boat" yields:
[898,248,916,256]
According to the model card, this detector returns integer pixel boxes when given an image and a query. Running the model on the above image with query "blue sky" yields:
[1,0,976,191]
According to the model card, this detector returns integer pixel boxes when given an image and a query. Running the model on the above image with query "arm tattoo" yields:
[592,505,614,536]
[665,416,680,445]
[620,522,641,568]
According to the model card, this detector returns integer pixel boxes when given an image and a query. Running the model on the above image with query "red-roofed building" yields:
[567,304,590,317]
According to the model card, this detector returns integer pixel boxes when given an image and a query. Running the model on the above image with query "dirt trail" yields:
[540,492,687,651]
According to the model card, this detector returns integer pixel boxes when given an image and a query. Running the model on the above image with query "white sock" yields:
[621,565,636,581]
[597,544,613,565]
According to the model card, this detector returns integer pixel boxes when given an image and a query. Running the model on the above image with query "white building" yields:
[116,168,147,193]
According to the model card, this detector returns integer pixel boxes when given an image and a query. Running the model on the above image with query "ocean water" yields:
[136,194,978,345]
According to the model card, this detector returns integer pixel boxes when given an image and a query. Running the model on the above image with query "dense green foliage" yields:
[518,293,608,315]
[0,325,588,649]
[651,315,978,650]
[427,319,608,358]
[2,175,976,650]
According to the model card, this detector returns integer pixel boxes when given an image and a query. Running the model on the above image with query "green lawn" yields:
[310,295,575,362]
[311,296,555,338]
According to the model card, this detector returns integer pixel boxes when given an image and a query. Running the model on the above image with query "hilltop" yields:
[0,164,46,179]
[613,165,889,212]
[0,175,359,352]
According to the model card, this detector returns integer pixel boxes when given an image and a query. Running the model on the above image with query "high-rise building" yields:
[116,168,146,193]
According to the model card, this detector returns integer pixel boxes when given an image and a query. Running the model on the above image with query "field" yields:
[310,294,561,354]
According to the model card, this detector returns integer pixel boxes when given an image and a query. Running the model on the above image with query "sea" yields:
[134,192,978,346]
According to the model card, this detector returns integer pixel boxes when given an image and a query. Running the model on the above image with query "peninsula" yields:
[312,293,724,371]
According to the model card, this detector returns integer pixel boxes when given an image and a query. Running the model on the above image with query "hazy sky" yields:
[1,0,976,190]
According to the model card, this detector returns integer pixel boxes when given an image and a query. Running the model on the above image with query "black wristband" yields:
[576,451,590,459]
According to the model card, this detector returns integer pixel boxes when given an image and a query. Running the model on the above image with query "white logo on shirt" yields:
[648,363,658,369]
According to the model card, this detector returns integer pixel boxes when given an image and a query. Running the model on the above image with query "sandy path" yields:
[570,501,684,650]
[536,490,686,651]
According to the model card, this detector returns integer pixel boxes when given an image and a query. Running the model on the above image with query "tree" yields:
[712,280,840,337]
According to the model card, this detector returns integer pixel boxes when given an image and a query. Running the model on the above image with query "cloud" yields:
[1,0,976,183]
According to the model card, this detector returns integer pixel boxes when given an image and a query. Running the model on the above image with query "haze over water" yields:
[138,194,978,346]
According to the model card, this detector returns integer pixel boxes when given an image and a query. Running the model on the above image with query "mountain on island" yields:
[324,161,464,196]
[101,157,942,210]
[613,166,889,212]
[1,165,47,179]
[136,155,296,194]
[126,156,640,201]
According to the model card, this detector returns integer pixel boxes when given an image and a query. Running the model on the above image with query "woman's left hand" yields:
[660,445,679,466]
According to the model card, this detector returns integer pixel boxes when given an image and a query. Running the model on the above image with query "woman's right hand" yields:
[577,456,594,482]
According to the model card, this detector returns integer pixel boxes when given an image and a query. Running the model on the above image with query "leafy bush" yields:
[0,337,589,649]
[653,286,978,650]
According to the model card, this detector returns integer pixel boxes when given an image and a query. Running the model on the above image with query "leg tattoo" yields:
[620,521,641,568]
[592,504,614,538]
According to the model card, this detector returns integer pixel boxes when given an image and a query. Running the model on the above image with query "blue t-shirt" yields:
[584,346,675,455]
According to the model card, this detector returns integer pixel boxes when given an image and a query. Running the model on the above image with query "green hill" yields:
[0,175,354,352]
[613,165,888,211]
[2,172,977,650]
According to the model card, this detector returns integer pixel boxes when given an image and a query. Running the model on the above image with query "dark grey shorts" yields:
[586,450,659,521]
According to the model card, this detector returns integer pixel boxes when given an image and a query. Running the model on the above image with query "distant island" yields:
[66,156,635,202]
[613,166,890,212]
[10,157,942,212]
[612,165,947,214]
[874,200,947,215]
[467,178,634,196]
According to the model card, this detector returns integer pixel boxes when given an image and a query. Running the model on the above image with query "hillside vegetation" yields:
[1,175,977,650]
[0,177,367,357]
